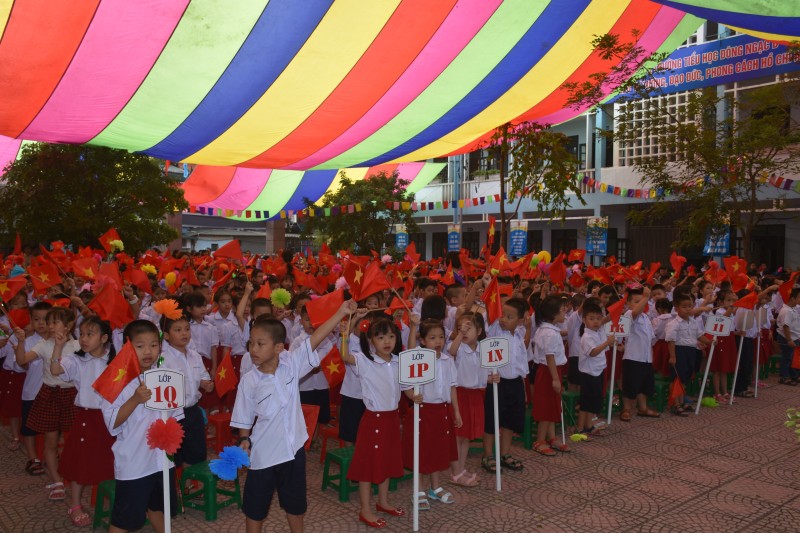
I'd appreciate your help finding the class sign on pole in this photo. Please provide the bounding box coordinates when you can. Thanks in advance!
[399,348,436,532]
[143,368,185,533]
[603,316,630,425]
[479,337,509,492]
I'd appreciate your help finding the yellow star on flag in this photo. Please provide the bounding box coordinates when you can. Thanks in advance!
[489,292,496,304]
[326,361,341,375]
[83,268,94,277]
[217,366,227,380]
[353,267,363,284]
[0,282,8,295]
[732,263,739,272]
[112,369,127,382]
[39,272,50,282]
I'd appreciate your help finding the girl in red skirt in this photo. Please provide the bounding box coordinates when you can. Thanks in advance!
[340,314,405,529]
[51,317,116,527]
[532,295,569,455]
[14,307,80,502]
[447,312,487,487]
[710,290,737,403]
[404,319,461,509]
[651,299,674,377]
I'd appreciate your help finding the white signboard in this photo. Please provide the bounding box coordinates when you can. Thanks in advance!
[603,315,632,338]
[398,348,437,386]
[143,369,185,411]
[705,315,733,337]
[479,337,510,369]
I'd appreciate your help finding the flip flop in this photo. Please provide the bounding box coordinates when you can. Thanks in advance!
[450,469,479,487]
[620,410,632,422]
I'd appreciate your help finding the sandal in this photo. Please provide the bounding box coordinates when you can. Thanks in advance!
[500,454,524,471]
[359,514,387,529]
[451,469,479,487]
[549,439,571,453]
[8,438,20,451]
[637,409,661,418]
[428,487,455,504]
[67,505,91,527]
[620,410,632,422]
[671,406,689,417]
[25,459,45,476]
[481,455,496,474]
[736,390,755,398]
[413,492,430,511]
[47,482,65,501]
[779,378,797,386]
[533,441,556,457]
[586,425,605,436]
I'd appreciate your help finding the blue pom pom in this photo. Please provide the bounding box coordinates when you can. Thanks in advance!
[209,458,238,481]
[220,445,250,469]
[209,446,251,481]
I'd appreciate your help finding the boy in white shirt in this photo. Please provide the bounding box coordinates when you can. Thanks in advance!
[776,288,800,385]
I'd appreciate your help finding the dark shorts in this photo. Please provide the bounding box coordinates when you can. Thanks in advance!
[242,448,307,521]
[299,388,331,425]
[579,372,603,415]
[622,360,655,400]
[484,377,525,435]
[20,400,37,437]
[111,469,177,531]
[673,345,699,388]
[175,404,207,466]
[567,357,581,386]
[338,395,366,443]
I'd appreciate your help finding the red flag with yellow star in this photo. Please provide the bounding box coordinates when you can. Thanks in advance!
[481,276,503,325]
[71,258,99,280]
[489,246,510,274]
[321,345,345,388]
[99,228,121,253]
[0,278,26,303]
[27,264,62,295]
[92,341,141,403]
[215,351,238,398]
[487,216,496,246]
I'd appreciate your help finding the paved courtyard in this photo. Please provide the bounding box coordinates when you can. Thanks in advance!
[1,376,798,532]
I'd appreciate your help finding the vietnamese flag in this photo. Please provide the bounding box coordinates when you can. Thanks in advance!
[0,278,27,303]
[569,271,585,288]
[8,308,31,329]
[549,253,567,287]
[567,249,586,263]
[606,298,625,327]
[489,246,510,274]
[670,251,687,277]
[320,345,345,388]
[215,352,238,398]
[99,228,121,253]
[214,239,244,263]
[72,257,99,280]
[645,262,661,285]
[92,341,141,403]
[88,285,134,329]
[357,262,391,301]
[487,215,496,246]
[778,273,799,304]
[668,375,685,407]
[255,283,272,300]
[125,268,153,295]
[405,241,420,263]
[481,277,503,325]
[28,263,62,294]
[723,256,747,275]
[733,291,758,310]
[99,262,123,290]
[305,289,344,328]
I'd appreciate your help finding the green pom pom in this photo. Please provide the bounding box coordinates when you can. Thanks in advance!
[271,288,292,309]
[569,433,588,442]
[701,397,718,408]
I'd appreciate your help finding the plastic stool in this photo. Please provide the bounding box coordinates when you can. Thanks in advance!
[92,479,116,530]
[768,354,781,376]
[513,409,535,450]
[319,425,346,464]
[321,446,358,502]
[561,390,580,427]
[181,461,241,521]
[206,412,233,454]
[650,380,669,413]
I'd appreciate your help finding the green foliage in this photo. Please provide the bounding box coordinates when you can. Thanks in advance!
[564,32,800,259]
[0,144,187,253]
[299,170,418,254]
[785,407,800,442]
[482,122,584,248]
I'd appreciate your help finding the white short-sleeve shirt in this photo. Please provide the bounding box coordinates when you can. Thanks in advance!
[351,351,400,412]
[623,310,655,363]
[579,328,607,377]
[59,350,110,409]
[160,343,210,408]
[532,322,567,366]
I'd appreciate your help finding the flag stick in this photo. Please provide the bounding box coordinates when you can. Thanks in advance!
[754,312,761,399]
[492,371,501,492]
[606,342,618,425]
[559,398,566,447]
[695,340,717,415]
[730,332,745,406]
[412,384,420,532]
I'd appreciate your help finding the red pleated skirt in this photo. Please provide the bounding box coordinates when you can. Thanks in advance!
[709,333,737,373]
[532,365,563,423]
[454,387,484,440]
[347,410,404,484]
[402,402,457,474]
[0,369,25,418]
[58,407,115,485]
[652,340,671,377]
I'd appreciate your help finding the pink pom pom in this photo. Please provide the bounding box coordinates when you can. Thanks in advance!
[335,277,349,291]
[331,264,343,274]
[381,254,393,265]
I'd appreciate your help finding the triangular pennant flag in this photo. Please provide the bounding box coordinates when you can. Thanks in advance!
[215,351,238,398]
[92,341,141,403]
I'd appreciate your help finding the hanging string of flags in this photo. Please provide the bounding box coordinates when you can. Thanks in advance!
[768,173,800,194]
[580,175,668,199]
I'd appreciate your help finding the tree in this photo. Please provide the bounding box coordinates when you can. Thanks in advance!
[482,122,584,250]
[0,144,188,253]
[299,170,418,254]
[565,32,800,260]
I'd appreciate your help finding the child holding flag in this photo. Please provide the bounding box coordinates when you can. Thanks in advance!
[291,305,334,438]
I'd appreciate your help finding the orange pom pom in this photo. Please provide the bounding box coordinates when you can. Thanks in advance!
[153,298,183,320]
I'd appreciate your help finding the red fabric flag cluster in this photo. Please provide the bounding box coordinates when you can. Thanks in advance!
[92,341,141,403]
[28,264,62,294]
[481,276,503,325]
[215,352,238,398]
[88,285,135,329]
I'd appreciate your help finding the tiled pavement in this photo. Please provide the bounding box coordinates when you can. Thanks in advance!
[1,378,798,532]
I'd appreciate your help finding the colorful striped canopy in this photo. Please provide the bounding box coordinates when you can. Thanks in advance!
[652,1,800,41]
[181,162,445,219]
[0,0,707,170]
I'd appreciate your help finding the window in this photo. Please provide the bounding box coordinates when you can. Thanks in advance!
[409,233,427,260]
[432,232,448,259]
[705,21,719,41]
[551,229,577,255]
[462,230,480,258]
[210,243,218,251]
[527,230,543,252]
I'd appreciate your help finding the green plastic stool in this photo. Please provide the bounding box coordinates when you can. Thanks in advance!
[768,354,781,376]
[181,461,241,521]
[650,380,669,413]
[322,446,358,502]
[561,390,580,427]
[511,409,535,450]
[92,479,116,530]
